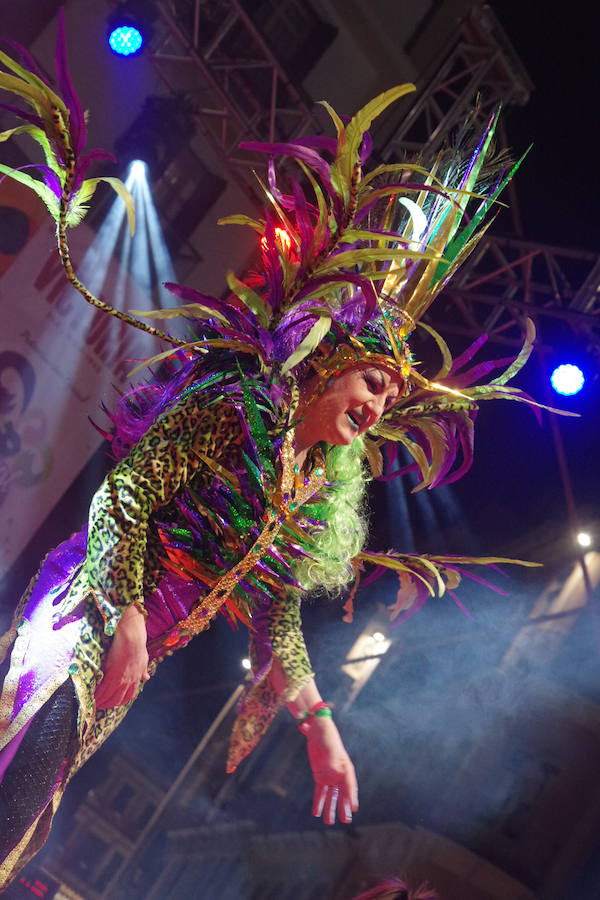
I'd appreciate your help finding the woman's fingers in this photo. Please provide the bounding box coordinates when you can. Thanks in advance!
[313,783,352,825]
[312,759,359,825]
[95,670,146,708]
[324,787,339,825]
[312,783,327,818]
[344,761,359,811]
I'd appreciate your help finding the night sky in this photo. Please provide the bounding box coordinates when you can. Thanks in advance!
[491,1,598,250]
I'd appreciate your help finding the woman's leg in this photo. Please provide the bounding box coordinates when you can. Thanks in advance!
[0,679,78,860]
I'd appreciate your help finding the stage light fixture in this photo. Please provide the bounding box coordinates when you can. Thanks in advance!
[577,531,592,548]
[241,657,251,670]
[371,631,385,643]
[107,1,157,58]
[550,363,585,396]
[108,24,143,57]
[114,95,194,180]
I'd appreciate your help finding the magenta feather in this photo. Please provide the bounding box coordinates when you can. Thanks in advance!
[0,102,44,127]
[448,333,489,374]
[54,8,87,154]
[240,140,335,197]
[0,38,47,82]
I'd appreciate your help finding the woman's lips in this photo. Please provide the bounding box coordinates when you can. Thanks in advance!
[345,411,362,432]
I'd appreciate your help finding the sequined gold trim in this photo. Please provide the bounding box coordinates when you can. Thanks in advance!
[163,428,327,644]
[0,618,32,741]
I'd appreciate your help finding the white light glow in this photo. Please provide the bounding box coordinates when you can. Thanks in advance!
[551,363,585,396]
[577,532,592,548]
[241,657,251,670]
[130,159,147,180]
[371,631,386,643]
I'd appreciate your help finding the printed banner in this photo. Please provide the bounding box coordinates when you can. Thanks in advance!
[0,215,163,579]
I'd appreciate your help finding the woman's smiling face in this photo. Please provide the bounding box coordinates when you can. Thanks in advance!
[295,364,403,452]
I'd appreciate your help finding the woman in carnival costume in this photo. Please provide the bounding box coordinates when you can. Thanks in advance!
[0,16,556,887]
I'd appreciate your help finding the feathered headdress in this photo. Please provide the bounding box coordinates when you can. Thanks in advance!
[0,16,559,496]
[2,17,576,628]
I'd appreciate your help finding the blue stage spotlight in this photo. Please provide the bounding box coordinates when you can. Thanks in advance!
[107,2,157,57]
[550,363,585,396]
[108,23,143,57]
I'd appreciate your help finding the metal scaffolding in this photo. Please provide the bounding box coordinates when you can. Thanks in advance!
[149,0,324,204]
[424,235,600,348]
[382,4,533,156]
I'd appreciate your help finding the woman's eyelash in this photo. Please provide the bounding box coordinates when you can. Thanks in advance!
[363,372,384,391]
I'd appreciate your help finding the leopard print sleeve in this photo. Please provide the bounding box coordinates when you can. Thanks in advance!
[226,592,314,772]
[85,394,229,635]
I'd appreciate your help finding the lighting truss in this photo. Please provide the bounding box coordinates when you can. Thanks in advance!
[381,5,533,156]
[148,0,324,204]
[424,235,600,349]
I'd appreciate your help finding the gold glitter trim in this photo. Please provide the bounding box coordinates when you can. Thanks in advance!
[0,618,32,740]
[163,428,327,644]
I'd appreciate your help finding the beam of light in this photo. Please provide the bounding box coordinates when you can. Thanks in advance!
[550,363,584,396]
[107,160,185,341]
[341,616,392,708]
[577,531,592,548]
[130,159,147,181]
[108,25,144,57]
[76,174,131,299]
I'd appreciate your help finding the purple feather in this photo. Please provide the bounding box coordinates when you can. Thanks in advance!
[435,417,476,487]
[72,148,116,191]
[443,565,510,597]
[38,165,63,197]
[0,38,48,83]
[163,281,253,332]
[0,163,62,198]
[292,135,338,154]
[291,177,314,265]
[55,8,87,154]
[449,356,517,388]
[267,158,294,210]
[458,111,497,190]
[261,213,284,310]
[449,333,489,374]
[359,130,373,165]
[446,590,475,619]
[240,140,335,197]
[295,274,378,330]
[0,102,44,127]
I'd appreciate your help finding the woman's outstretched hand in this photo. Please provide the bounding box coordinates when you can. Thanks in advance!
[95,604,150,709]
[306,717,359,825]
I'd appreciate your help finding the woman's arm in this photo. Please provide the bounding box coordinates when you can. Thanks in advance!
[269,658,359,825]
[227,589,360,826]
[94,603,150,709]
[86,396,228,707]
[84,395,222,637]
